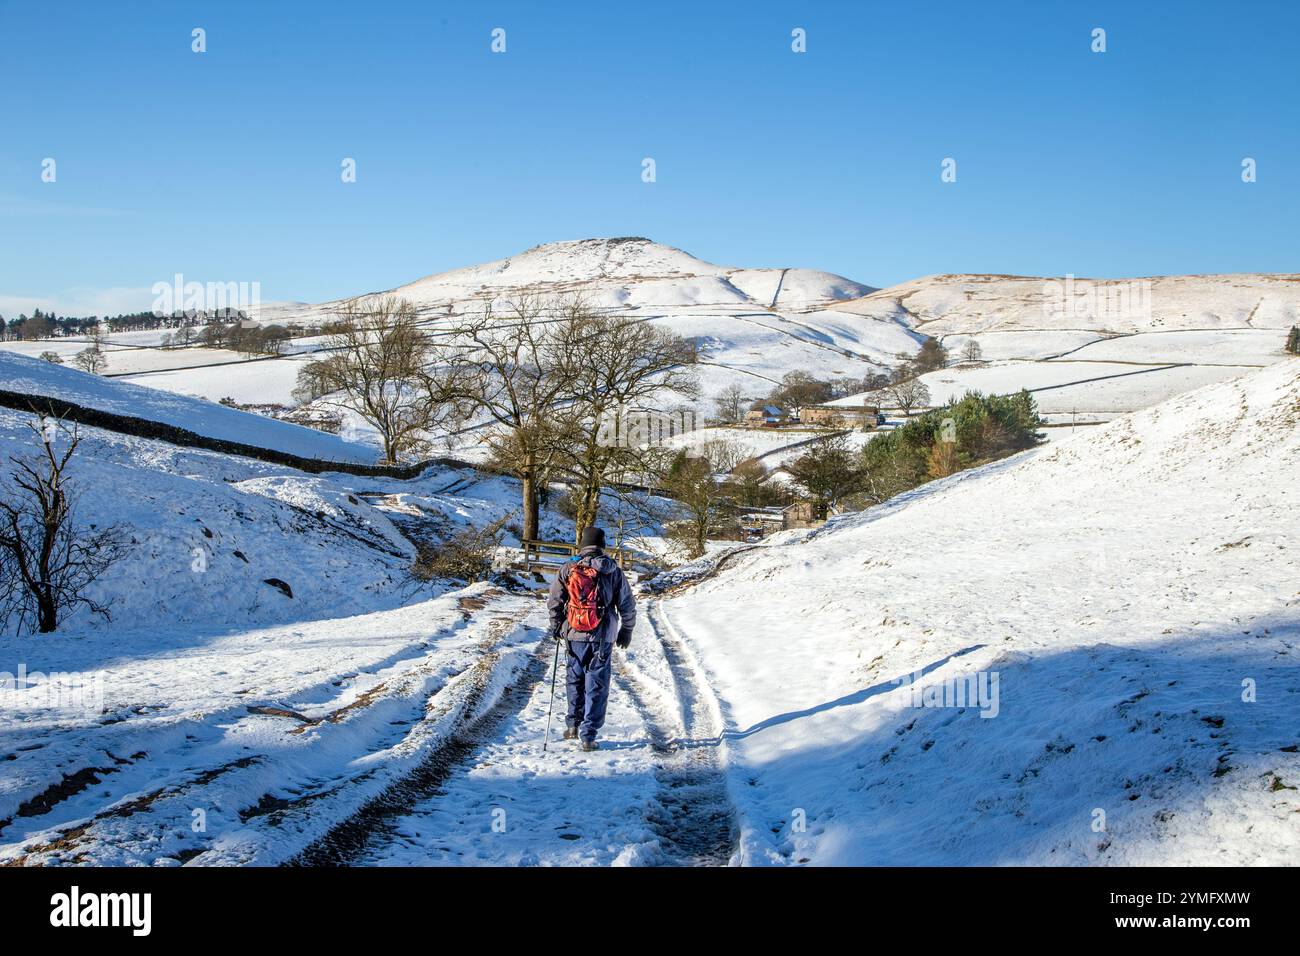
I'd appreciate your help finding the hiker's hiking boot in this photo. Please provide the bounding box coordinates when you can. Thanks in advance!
[580,739,597,752]
[563,727,578,740]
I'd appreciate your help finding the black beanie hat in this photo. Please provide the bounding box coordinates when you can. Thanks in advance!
[580,526,606,548]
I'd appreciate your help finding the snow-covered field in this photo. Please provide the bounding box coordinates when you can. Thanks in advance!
[832,272,1300,336]
[1021,364,1262,416]
[889,359,1261,415]
[0,350,376,463]
[0,338,255,375]
[824,271,1298,421]
[1052,329,1289,366]
[121,354,316,405]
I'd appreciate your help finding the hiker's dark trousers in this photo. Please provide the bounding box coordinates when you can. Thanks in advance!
[565,639,613,742]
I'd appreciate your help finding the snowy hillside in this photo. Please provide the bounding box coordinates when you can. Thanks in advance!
[0,406,542,634]
[654,359,1300,864]
[0,350,378,464]
[863,359,1263,421]
[110,238,906,407]
[833,272,1300,336]
[0,408,573,866]
[264,236,874,318]
[829,272,1299,420]
[20,248,1294,426]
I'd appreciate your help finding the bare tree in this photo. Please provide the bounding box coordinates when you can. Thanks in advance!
[861,370,892,392]
[299,296,460,465]
[0,417,126,634]
[714,383,747,423]
[292,355,342,404]
[857,451,920,506]
[960,339,984,364]
[72,346,108,375]
[770,369,833,408]
[555,306,699,540]
[445,295,589,541]
[884,376,931,417]
[258,324,290,356]
[661,438,746,559]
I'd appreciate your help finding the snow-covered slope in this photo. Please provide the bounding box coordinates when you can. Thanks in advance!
[0,350,378,464]
[869,359,1262,420]
[0,402,571,636]
[263,237,873,317]
[834,272,1300,336]
[828,272,1299,420]
[660,359,1300,865]
[0,404,575,865]
[0,410,393,634]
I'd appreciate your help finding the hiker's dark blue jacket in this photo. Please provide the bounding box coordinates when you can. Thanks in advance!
[546,546,637,644]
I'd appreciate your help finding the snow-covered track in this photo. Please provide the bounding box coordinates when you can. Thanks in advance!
[642,544,764,595]
[0,592,543,867]
[287,619,551,866]
[622,600,738,866]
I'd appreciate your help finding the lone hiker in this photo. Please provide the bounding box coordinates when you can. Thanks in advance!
[547,526,637,751]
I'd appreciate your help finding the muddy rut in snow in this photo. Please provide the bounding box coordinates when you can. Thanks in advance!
[294,587,739,867]
[287,630,552,866]
[619,600,738,866]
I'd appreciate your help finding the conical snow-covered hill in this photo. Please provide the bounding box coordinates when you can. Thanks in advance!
[247,237,909,400]
[287,237,876,316]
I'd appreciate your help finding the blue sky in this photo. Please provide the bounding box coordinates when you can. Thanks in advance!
[1,0,1297,315]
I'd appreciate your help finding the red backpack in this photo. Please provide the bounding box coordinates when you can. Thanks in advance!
[564,560,604,632]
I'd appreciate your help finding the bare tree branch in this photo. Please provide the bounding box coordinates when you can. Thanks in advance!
[0,417,127,634]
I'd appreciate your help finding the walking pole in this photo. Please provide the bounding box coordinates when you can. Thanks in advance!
[542,632,562,753]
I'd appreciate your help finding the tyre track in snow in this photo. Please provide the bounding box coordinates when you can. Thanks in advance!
[2,594,545,867]
[3,601,532,866]
[287,590,738,867]
[285,614,552,866]
[618,599,738,866]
